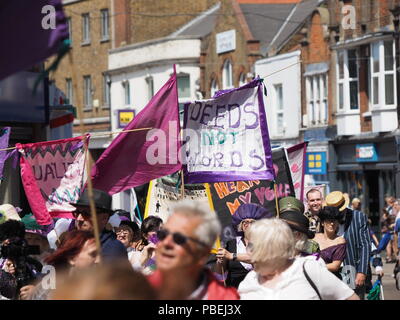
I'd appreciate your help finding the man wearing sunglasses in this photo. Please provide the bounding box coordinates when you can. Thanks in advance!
[72,188,127,262]
[148,200,239,300]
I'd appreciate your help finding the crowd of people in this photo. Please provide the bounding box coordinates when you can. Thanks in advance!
[0,186,399,300]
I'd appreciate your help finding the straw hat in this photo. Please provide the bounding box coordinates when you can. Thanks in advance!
[325,191,350,212]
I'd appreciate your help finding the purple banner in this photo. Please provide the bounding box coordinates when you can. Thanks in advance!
[183,79,274,184]
[0,127,11,180]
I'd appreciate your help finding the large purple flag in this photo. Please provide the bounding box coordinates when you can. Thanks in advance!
[0,0,68,80]
[0,127,11,180]
[92,73,182,195]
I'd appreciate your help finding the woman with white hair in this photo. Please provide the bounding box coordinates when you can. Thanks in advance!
[238,219,359,300]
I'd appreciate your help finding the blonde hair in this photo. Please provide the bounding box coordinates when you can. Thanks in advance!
[248,218,296,270]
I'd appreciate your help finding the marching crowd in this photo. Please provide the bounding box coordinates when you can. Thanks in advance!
[0,187,399,300]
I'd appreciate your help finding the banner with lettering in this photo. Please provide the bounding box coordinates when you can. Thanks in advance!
[17,136,88,225]
[287,142,307,201]
[144,176,211,223]
[183,79,275,184]
[144,175,221,252]
[207,148,294,244]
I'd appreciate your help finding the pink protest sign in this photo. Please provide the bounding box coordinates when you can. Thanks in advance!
[17,136,88,225]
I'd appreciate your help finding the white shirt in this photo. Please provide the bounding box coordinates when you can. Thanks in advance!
[238,257,354,300]
[236,237,253,271]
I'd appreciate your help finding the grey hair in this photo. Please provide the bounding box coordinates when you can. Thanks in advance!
[248,218,296,270]
[171,200,221,248]
[293,231,308,252]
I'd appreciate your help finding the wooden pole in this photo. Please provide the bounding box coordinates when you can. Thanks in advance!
[68,52,102,258]
[274,181,280,218]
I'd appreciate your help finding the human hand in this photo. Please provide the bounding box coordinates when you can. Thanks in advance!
[2,259,15,275]
[355,273,366,287]
[19,285,35,300]
[143,242,157,257]
[216,248,233,260]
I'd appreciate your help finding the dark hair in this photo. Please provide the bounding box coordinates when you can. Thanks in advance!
[0,220,25,241]
[115,224,134,243]
[319,206,342,222]
[44,230,95,270]
[139,216,163,246]
[120,221,140,242]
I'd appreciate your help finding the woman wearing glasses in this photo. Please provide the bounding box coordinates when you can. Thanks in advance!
[215,204,273,288]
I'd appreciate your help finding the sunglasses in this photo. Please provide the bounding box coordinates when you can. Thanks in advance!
[156,229,208,248]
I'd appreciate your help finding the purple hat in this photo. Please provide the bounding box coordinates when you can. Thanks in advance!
[231,203,273,227]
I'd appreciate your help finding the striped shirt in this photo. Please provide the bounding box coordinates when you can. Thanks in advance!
[342,209,371,275]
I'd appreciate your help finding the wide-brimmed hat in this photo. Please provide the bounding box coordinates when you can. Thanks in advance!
[0,204,21,224]
[231,203,273,227]
[74,188,113,215]
[280,210,314,239]
[279,196,305,215]
[325,191,350,212]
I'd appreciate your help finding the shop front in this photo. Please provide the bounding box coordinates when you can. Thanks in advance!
[328,134,399,229]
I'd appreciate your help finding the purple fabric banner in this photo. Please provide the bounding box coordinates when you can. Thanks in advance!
[0,127,11,180]
[91,73,182,195]
[0,0,68,80]
[183,79,275,184]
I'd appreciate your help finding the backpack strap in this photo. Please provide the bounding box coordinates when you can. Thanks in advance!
[303,261,322,300]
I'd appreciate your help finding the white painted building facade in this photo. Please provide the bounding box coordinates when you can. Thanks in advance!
[255,50,302,148]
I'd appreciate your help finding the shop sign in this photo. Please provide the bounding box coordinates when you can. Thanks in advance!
[216,29,236,54]
[305,152,327,175]
[356,144,378,162]
[118,109,135,128]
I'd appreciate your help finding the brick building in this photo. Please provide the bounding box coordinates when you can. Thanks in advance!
[325,0,400,224]
[263,0,400,225]
[46,0,113,159]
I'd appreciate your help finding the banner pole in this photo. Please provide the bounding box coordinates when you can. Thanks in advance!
[69,52,102,258]
[221,264,227,287]
[180,170,185,200]
[274,181,280,218]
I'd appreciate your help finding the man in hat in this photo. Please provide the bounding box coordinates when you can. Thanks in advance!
[72,188,127,261]
[278,196,320,254]
[304,189,324,233]
[279,197,319,256]
[325,191,371,299]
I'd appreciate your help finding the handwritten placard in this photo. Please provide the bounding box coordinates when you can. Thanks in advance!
[183,80,274,184]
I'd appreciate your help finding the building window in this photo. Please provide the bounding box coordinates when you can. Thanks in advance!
[83,75,92,109]
[306,74,328,126]
[82,13,90,44]
[103,74,110,108]
[222,60,233,89]
[177,74,190,99]
[66,78,73,105]
[100,9,109,41]
[210,79,219,97]
[336,49,359,111]
[370,40,396,108]
[146,76,154,102]
[67,18,72,47]
[239,73,246,87]
[122,81,130,105]
[274,84,284,134]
